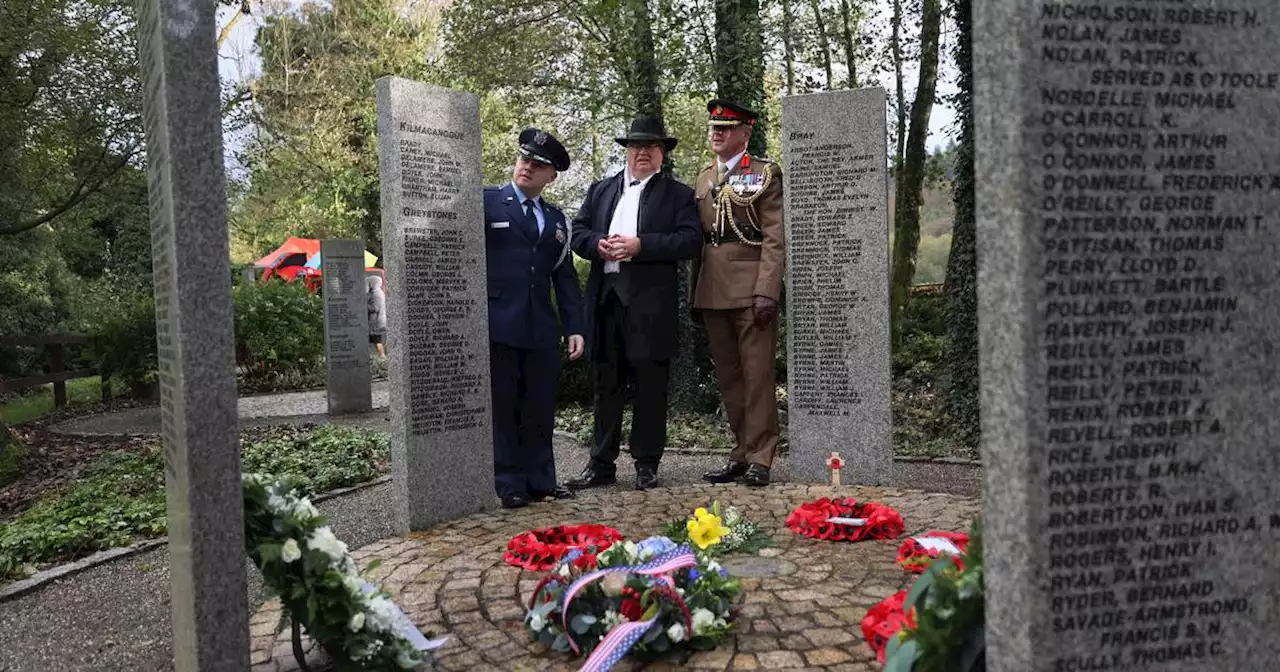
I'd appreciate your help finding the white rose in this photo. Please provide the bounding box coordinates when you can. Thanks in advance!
[343,575,364,595]
[290,498,319,519]
[281,539,301,563]
[707,560,722,574]
[667,623,686,642]
[267,494,288,513]
[306,526,348,562]
[366,596,399,632]
[600,574,627,597]
[529,612,546,632]
[622,541,639,559]
[348,612,366,631]
[692,608,716,634]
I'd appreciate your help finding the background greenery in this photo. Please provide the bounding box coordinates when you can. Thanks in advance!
[0,0,977,472]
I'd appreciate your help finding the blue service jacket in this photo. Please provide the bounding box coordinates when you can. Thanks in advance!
[483,184,586,350]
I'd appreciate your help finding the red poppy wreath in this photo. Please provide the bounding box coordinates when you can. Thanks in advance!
[862,590,915,664]
[785,497,904,542]
[896,530,969,573]
[503,524,624,572]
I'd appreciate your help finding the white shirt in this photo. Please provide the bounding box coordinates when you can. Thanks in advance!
[718,150,745,179]
[604,170,654,274]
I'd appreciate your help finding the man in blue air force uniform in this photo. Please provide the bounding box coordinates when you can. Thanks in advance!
[484,128,585,509]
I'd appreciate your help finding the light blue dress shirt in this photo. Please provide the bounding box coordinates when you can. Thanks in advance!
[510,183,545,235]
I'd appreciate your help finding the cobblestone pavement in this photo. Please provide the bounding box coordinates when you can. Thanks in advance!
[249,484,979,672]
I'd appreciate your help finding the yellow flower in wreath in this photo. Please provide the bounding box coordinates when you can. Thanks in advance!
[686,508,730,550]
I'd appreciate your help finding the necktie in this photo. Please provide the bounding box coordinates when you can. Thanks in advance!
[629,180,640,187]
[716,163,728,183]
[523,198,535,219]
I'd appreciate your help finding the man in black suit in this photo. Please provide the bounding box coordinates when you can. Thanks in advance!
[564,116,702,491]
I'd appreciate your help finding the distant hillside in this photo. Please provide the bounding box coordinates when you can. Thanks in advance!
[887,182,955,239]
[886,182,956,285]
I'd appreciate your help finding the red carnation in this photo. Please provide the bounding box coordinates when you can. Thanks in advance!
[620,596,645,621]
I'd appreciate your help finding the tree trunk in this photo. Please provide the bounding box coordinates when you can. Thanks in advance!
[888,0,942,343]
[626,0,671,172]
[782,0,796,95]
[809,0,834,89]
[944,0,979,449]
[715,0,768,156]
[890,0,906,166]
[838,0,857,88]
[628,0,663,118]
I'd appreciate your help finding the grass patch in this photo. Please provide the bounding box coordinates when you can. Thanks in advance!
[0,377,109,425]
[0,425,388,581]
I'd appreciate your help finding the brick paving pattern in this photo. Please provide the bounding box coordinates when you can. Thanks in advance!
[249,484,979,671]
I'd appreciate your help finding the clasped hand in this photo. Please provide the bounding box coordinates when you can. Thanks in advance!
[597,234,641,261]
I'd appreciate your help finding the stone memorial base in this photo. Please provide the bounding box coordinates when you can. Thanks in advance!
[248,484,979,671]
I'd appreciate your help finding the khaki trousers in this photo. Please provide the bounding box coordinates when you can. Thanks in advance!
[702,308,780,468]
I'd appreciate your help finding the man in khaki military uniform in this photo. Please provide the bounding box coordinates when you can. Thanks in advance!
[691,99,784,487]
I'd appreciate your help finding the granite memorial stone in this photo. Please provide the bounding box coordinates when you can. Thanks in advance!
[781,88,892,485]
[321,239,373,414]
[376,77,494,531]
[136,0,250,667]
[977,1,1280,669]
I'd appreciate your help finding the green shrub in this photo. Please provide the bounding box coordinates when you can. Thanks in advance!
[241,425,389,494]
[82,289,159,398]
[0,447,167,579]
[234,279,325,391]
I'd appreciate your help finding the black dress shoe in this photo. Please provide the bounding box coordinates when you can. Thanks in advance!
[531,485,577,501]
[634,465,659,490]
[565,466,617,490]
[501,493,531,509]
[741,463,771,487]
[702,460,749,484]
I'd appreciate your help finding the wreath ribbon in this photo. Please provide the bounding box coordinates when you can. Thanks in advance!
[558,544,698,671]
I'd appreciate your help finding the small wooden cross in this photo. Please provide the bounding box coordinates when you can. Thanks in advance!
[826,452,844,487]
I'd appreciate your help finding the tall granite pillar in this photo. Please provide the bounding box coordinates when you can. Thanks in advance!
[322,239,374,414]
[781,88,893,484]
[135,0,249,667]
[977,1,1280,669]
[376,77,494,531]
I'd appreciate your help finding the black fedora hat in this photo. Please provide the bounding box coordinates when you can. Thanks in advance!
[614,115,678,151]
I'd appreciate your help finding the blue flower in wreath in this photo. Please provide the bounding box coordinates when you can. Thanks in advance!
[688,568,701,581]
[638,536,677,559]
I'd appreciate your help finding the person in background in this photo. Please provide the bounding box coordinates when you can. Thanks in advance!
[564,115,702,492]
[484,127,585,509]
[367,274,387,358]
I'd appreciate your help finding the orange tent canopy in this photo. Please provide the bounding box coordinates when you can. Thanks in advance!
[254,237,321,270]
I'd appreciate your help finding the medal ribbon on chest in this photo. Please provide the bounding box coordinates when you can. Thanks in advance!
[713,153,769,247]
